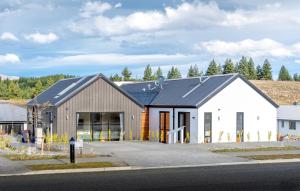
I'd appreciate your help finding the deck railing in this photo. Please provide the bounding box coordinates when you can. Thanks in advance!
[167,126,185,144]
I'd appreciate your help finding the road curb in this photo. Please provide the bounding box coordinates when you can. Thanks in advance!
[1,159,300,177]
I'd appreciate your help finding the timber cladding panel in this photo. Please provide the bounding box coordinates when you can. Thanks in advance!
[55,77,143,140]
[141,107,149,140]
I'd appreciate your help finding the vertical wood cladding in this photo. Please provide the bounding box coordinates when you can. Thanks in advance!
[141,107,149,140]
[56,77,143,140]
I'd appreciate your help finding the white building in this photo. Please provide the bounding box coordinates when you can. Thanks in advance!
[121,73,278,144]
[277,105,300,140]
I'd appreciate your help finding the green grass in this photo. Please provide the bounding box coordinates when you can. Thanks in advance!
[26,162,115,171]
[3,153,96,161]
[211,146,300,153]
[241,154,300,160]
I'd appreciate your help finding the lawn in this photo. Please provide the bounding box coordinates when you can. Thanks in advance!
[26,162,115,170]
[3,153,96,161]
[211,146,300,153]
[241,154,300,160]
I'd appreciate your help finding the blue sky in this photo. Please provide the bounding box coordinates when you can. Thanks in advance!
[1,0,300,78]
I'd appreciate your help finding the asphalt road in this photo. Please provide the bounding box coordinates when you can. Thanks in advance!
[1,163,300,191]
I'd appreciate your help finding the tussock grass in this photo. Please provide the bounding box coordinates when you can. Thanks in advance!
[211,146,300,153]
[251,80,300,105]
[241,154,300,160]
[27,162,115,170]
[3,153,96,161]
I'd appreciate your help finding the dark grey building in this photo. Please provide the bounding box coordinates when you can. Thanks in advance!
[27,74,144,141]
[0,103,27,135]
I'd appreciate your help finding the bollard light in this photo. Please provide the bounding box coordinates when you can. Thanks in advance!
[69,137,75,163]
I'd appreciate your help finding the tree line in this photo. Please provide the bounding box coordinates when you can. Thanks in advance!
[0,74,74,100]
[110,57,299,82]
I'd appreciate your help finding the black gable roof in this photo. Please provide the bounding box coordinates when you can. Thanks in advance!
[27,74,144,108]
[121,74,278,108]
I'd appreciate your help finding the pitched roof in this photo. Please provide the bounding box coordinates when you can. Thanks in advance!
[0,103,26,123]
[27,74,144,108]
[277,105,300,120]
[121,73,278,108]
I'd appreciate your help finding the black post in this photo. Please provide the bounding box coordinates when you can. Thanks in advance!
[70,137,75,163]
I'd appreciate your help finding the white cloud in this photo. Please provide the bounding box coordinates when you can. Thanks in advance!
[0,32,18,41]
[114,3,122,8]
[25,32,59,44]
[196,39,293,58]
[80,1,112,18]
[0,54,20,64]
[70,1,299,37]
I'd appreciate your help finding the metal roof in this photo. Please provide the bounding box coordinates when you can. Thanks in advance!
[121,74,278,108]
[0,103,26,123]
[27,74,144,108]
[277,105,300,120]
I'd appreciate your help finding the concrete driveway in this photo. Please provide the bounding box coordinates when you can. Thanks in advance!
[85,141,248,167]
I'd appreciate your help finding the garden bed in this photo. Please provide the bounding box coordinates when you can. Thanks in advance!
[26,162,116,170]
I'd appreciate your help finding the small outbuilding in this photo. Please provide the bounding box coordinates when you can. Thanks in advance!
[277,105,300,139]
[0,103,27,135]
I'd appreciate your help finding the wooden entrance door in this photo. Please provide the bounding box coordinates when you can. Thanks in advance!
[159,112,170,143]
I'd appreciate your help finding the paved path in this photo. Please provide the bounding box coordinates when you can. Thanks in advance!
[0,155,29,174]
[86,141,249,167]
[1,163,300,191]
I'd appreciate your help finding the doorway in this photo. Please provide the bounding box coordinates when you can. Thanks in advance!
[178,112,190,143]
[159,112,170,143]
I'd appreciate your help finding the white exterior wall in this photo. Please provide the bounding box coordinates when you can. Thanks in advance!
[278,120,300,137]
[197,78,277,143]
[149,107,198,143]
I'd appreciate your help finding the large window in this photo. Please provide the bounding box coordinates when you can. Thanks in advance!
[204,112,212,143]
[77,112,123,141]
[289,121,296,130]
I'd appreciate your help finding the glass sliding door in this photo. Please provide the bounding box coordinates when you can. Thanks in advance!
[92,113,101,141]
[76,113,92,141]
[76,112,122,141]
[109,113,121,141]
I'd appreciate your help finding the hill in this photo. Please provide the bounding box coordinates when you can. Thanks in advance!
[251,80,300,105]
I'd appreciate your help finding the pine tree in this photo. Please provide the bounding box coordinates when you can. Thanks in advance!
[236,56,250,79]
[154,67,163,80]
[262,59,273,80]
[248,57,257,80]
[223,58,235,74]
[206,59,219,76]
[143,65,154,81]
[187,64,202,77]
[33,80,43,96]
[110,73,122,81]
[293,73,300,81]
[167,66,182,79]
[121,67,132,81]
[46,78,54,87]
[256,65,263,80]
[278,65,292,81]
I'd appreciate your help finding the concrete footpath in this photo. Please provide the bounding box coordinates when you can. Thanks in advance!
[1,141,300,176]
[1,158,300,177]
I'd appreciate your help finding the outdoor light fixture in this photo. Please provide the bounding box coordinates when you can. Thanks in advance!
[257,116,260,120]
[132,115,134,120]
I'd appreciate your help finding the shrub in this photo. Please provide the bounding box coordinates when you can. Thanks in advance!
[227,133,231,142]
[218,131,223,142]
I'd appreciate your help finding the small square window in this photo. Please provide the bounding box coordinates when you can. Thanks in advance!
[289,121,296,130]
